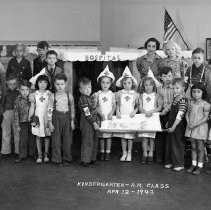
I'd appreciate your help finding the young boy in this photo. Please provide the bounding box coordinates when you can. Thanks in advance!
[166,78,188,171]
[48,74,75,166]
[1,74,20,156]
[30,50,63,92]
[33,41,64,76]
[156,66,174,163]
[33,41,49,76]
[14,80,36,163]
[185,47,211,102]
[78,77,100,167]
[6,43,32,81]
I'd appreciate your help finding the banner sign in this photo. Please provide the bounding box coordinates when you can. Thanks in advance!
[99,113,162,133]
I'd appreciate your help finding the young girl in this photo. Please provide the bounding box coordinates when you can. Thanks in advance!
[185,83,210,175]
[115,66,139,162]
[6,43,32,81]
[165,78,188,171]
[94,65,116,161]
[138,77,163,164]
[29,75,52,163]
[160,41,187,79]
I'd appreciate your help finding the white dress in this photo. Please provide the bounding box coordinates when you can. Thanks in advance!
[31,90,51,137]
[114,90,138,139]
[138,93,156,138]
[97,90,115,138]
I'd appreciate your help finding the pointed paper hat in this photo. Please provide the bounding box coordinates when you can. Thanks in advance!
[116,66,137,87]
[147,68,162,88]
[97,65,115,83]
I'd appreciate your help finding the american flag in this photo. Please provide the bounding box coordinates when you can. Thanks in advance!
[164,9,177,41]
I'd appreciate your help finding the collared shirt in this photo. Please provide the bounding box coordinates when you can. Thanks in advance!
[33,57,64,76]
[1,89,20,111]
[136,53,162,79]
[14,95,30,129]
[78,94,98,124]
[6,57,32,81]
[157,84,174,111]
[185,64,206,85]
[47,91,75,121]
[160,56,185,78]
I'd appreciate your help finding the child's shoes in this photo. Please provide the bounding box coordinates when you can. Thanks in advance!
[192,167,202,175]
[140,156,147,164]
[44,154,49,163]
[147,156,153,164]
[126,153,132,162]
[187,165,196,173]
[120,153,127,161]
[14,157,22,163]
[164,164,172,169]
[99,152,104,161]
[105,153,110,161]
[172,166,184,172]
[36,155,42,164]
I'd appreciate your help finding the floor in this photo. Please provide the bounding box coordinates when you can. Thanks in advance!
[0,141,211,210]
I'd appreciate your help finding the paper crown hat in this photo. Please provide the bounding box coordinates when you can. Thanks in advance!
[97,65,115,83]
[147,68,162,88]
[116,66,137,87]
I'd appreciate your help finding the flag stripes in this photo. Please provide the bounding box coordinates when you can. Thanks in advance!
[164,9,177,41]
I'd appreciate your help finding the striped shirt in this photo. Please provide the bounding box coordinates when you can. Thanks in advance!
[172,94,188,120]
[158,84,174,112]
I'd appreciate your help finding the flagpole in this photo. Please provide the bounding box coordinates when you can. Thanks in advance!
[164,8,190,50]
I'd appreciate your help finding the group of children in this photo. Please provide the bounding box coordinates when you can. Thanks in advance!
[0,41,211,176]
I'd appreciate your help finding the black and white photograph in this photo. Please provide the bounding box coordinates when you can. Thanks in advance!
[0,0,211,210]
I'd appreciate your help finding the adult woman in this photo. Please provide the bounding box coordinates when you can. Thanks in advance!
[136,38,162,80]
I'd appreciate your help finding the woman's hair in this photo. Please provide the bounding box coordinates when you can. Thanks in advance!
[144,37,160,50]
[35,74,51,90]
[163,40,181,57]
[139,77,157,93]
[191,82,207,100]
[121,77,136,90]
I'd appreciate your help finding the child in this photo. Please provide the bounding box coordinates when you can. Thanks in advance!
[115,66,139,162]
[78,77,100,167]
[185,48,211,102]
[48,74,75,166]
[1,74,20,155]
[30,50,63,92]
[165,78,188,171]
[138,77,163,164]
[33,41,49,76]
[28,75,52,163]
[14,80,36,163]
[94,65,116,161]
[6,43,32,81]
[156,66,174,163]
[161,41,186,79]
[185,83,210,175]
